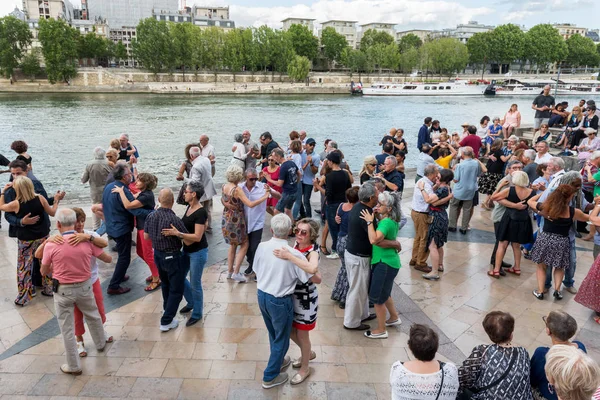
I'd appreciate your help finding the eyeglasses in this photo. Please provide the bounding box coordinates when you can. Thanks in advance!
[542,316,547,324]
[294,228,309,236]
[548,383,555,394]
[369,163,377,167]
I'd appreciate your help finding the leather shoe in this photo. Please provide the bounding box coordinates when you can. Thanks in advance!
[180,305,193,314]
[409,260,417,266]
[459,229,467,235]
[499,268,506,277]
[448,227,457,232]
[344,323,370,331]
[107,287,131,295]
[186,317,201,327]
[501,261,512,269]
[121,275,130,282]
[414,264,432,273]
[564,286,578,294]
[361,313,377,322]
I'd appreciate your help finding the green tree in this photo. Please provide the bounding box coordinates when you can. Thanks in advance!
[0,16,33,81]
[321,27,347,70]
[340,47,370,79]
[398,46,419,75]
[241,28,258,73]
[367,43,388,73]
[565,34,600,67]
[254,25,274,72]
[270,29,295,80]
[20,49,41,80]
[383,43,400,74]
[421,38,468,76]
[286,24,319,61]
[114,41,128,65]
[38,18,79,84]
[467,31,492,77]
[398,33,422,53]
[525,24,568,71]
[287,54,310,83]
[201,27,224,73]
[223,28,245,78]
[132,18,172,74]
[170,22,195,78]
[78,32,107,66]
[488,24,525,66]
[359,29,394,52]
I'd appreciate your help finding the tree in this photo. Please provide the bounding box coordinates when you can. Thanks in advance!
[398,46,419,75]
[132,18,172,74]
[421,38,468,76]
[566,34,600,68]
[286,24,318,61]
[270,29,295,80]
[78,32,107,66]
[398,33,422,53]
[525,24,567,71]
[359,29,394,52]
[170,22,195,78]
[367,43,388,73]
[467,31,492,77]
[114,41,128,65]
[222,28,245,78]
[241,28,258,73]
[321,27,347,70]
[20,49,41,80]
[488,24,525,66]
[201,27,224,73]
[383,43,400,75]
[38,18,79,84]
[254,25,274,72]
[341,47,369,79]
[287,54,310,83]
[0,16,33,81]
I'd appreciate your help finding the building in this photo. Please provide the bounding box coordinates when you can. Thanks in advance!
[553,23,588,40]
[109,26,137,66]
[431,21,494,43]
[22,0,74,21]
[282,18,315,33]
[396,29,431,43]
[357,22,396,48]
[72,17,108,36]
[194,6,230,20]
[9,7,27,21]
[152,6,235,30]
[319,20,358,49]
[87,0,178,29]
[586,29,600,43]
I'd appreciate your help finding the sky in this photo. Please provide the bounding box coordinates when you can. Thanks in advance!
[1,0,598,31]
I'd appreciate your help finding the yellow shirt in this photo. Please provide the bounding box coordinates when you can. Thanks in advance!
[436,155,453,169]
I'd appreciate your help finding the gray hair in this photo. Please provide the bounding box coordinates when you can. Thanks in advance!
[234,133,244,143]
[537,141,549,149]
[558,171,582,186]
[358,182,377,203]
[244,168,257,177]
[378,191,403,223]
[506,159,523,170]
[548,157,565,170]
[187,180,204,200]
[523,149,536,161]
[226,165,244,183]
[112,163,130,181]
[462,146,474,158]
[56,208,77,226]
[590,151,600,161]
[120,133,129,140]
[385,155,397,167]
[328,141,338,149]
[424,164,438,177]
[271,213,292,239]
[189,146,201,158]
[508,135,518,142]
[94,146,106,160]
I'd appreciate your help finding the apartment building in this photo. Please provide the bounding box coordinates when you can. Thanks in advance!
[319,20,358,48]
[396,29,431,43]
[357,22,396,47]
[282,17,316,33]
[553,23,588,40]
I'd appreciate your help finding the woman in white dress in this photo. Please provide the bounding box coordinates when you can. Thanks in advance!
[231,133,250,169]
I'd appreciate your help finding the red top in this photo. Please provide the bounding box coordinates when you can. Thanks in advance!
[459,135,483,158]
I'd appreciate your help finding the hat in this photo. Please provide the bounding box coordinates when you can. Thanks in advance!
[326,151,342,164]
[585,127,597,135]
[461,122,470,127]
[305,138,316,145]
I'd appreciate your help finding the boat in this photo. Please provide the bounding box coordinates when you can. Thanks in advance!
[485,83,542,96]
[362,80,486,96]
[350,81,363,95]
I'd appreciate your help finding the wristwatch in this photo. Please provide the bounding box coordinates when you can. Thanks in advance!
[89,235,94,242]
[366,221,372,226]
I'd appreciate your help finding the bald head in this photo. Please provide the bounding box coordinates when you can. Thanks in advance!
[158,188,174,208]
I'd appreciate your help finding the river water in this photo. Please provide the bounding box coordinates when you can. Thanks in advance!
[0,93,590,200]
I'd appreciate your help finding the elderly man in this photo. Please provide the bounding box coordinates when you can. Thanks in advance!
[118,133,139,162]
[535,141,552,164]
[448,147,485,234]
[242,130,260,171]
[545,157,567,192]
[188,146,217,232]
[532,85,556,129]
[375,142,395,173]
[377,155,404,194]
[299,130,307,145]
[240,168,280,276]
[199,134,216,177]
[259,132,280,168]
[416,143,438,182]
[253,214,312,389]
[522,149,538,184]
[379,127,397,148]
[344,182,400,330]
[144,188,189,331]
[41,208,112,375]
[410,164,439,273]
[103,164,151,295]
[82,147,112,230]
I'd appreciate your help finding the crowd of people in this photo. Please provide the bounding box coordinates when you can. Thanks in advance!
[2,92,600,396]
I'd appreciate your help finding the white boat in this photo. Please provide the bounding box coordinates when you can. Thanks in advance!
[492,84,541,96]
[362,81,486,96]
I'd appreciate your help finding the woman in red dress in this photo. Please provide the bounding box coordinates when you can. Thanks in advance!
[261,155,282,215]
[575,197,600,324]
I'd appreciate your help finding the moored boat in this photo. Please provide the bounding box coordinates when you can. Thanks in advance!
[362,80,485,96]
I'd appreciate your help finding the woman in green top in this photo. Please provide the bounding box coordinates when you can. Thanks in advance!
[360,191,406,339]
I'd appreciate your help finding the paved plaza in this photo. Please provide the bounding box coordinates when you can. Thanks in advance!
[0,180,599,399]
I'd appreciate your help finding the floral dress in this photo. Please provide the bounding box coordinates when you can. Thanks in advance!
[426,186,450,248]
[221,186,247,246]
[575,253,600,313]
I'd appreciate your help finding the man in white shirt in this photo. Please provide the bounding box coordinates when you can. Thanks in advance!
[199,135,216,177]
[188,146,217,232]
[545,157,566,192]
[534,141,552,164]
[410,164,439,273]
[253,214,312,389]
[240,169,280,276]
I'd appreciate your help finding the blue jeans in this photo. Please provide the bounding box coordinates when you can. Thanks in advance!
[293,183,313,219]
[108,232,132,290]
[545,237,576,289]
[154,249,188,326]
[257,289,294,382]
[326,202,342,251]
[183,248,208,320]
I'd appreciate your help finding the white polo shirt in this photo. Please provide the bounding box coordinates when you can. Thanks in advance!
[238,181,267,234]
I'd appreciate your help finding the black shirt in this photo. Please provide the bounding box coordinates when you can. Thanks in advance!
[182,206,208,253]
[0,153,9,167]
[325,170,352,204]
[346,202,376,257]
[136,190,155,230]
[486,149,506,174]
[533,94,555,119]
[16,196,49,241]
[360,172,371,185]
[383,169,405,192]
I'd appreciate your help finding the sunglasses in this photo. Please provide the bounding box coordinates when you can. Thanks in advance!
[248,178,258,182]
[369,163,377,167]
[294,228,308,236]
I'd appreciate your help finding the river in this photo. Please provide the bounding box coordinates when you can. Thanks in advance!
[0,93,589,200]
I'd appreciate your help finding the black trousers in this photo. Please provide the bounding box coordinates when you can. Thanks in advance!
[490,222,500,265]
[108,232,132,290]
[246,228,263,271]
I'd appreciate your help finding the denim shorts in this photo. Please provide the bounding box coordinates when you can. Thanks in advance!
[276,191,296,212]
[369,262,399,305]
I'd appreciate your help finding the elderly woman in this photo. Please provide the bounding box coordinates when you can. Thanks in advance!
[82,147,112,230]
[458,311,533,400]
[533,123,552,144]
[231,133,251,170]
[222,165,270,283]
[575,128,600,168]
[273,218,322,385]
[503,135,519,158]
[391,324,459,399]
[0,176,61,305]
[359,155,377,184]
[360,191,406,339]
[502,104,521,139]
[544,345,600,400]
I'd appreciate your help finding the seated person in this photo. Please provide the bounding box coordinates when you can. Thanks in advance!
[533,124,552,144]
[544,345,600,400]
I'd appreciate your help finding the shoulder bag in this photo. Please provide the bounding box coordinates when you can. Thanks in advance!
[458,347,517,400]
[435,361,446,400]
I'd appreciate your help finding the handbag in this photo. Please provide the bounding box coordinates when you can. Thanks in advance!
[457,347,517,400]
[435,361,446,400]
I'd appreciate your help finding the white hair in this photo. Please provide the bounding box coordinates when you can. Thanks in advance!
[548,157,565,170]
[508,135,518,142]
[119,133,129,140]
[189,146,201,158]
[524,149,536,161]
[590,151,600,161]
[56,208,77,227]
[271,214,292,238]
[385,155,397,167]
[94,146,106,160]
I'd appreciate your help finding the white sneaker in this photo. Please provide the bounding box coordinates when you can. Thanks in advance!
[233,273,247,283]
[326,251,339,259]
[160,319,179,332]
[227,273,233,280]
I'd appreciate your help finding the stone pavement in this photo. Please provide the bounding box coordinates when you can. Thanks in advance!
[0,182,599,399]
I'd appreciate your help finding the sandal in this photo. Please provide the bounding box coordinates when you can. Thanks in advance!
[594,316,600,325]
[487,270,500,279]
[77,341,87,357]
[438,265,444,272]
[319,246,331,256]
[505,267,521,276]
[145,275,153,283]
[145,280,161,292]
[105,331,114,343]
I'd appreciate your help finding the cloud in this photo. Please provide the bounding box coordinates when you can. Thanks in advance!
[501,0,593,20]
[191,0,494,30]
